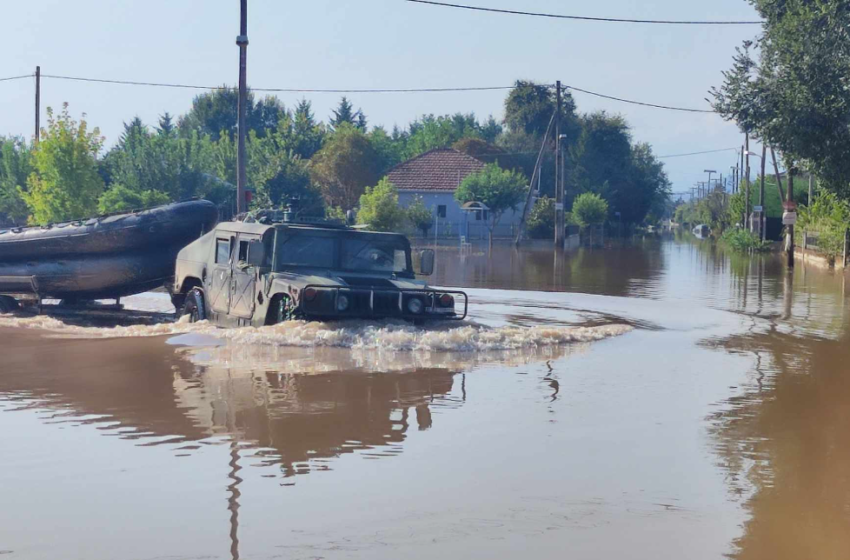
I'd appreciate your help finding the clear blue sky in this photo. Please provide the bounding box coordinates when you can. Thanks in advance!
[2,0,765,195]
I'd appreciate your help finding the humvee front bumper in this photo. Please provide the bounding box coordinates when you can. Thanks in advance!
[299,285,468,320]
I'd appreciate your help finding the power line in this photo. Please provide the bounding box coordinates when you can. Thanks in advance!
[657,147,738,158]
[404,0,762,25]
[40,74,516,93]
[35,73,716,114]
[0,74,33,82]
[563,84,715,113]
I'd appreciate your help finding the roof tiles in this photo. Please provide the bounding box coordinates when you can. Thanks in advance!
[386,148,486,192]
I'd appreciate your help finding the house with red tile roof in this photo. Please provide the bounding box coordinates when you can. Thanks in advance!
[388,148,525,237]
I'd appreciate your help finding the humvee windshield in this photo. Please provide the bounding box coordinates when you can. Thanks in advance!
[274,232,411,274]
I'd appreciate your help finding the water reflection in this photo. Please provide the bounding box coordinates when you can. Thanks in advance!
[710,319,850,560]
[431,236,667,296]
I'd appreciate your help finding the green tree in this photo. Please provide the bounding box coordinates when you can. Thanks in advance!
[711,2,850,196]
[504,80,577,137]
[356,178,407,232]
[156,112,176,137]
[406,196,434,237]
[97,184,170,214]
[455,163,528,246]
[572,192,609,227]
[526,195,555,239]
[0,137,32,226]
[23,104,105,224]
[330,97,367,131]
[404,113,483,159]
[178,87,286,140]
[310,124,380,210]
[369,126,405,175]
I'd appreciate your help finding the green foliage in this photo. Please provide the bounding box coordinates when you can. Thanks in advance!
[368,126,405,175]
[796,190,850,259]
[403,113,483,159]
[23,104,105,224]
[325,205,347,222]
[330,97,367,131]
[0,137,32,226]
[455,163,528,238]
[97,184,170,214]
[178,87,286,140]
[310,124,380,210]
[504,80,578,137]
[356,178,406,232]
[711,3,850,197]
[406,196,434,236]
[526,196,555,239]
[572,192,609,227]
[721,228,771,253]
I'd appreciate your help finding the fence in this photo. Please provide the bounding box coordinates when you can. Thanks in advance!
[799,228,850,268]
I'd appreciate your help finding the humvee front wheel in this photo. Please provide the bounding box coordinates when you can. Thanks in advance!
[266,294,301,325]
[181,288,206,323]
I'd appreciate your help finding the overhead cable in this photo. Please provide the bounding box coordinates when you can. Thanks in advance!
[404,0,762,25]
[40,74,515,93]
[563,84,715,113]
[0,74,33,82]
[37,73,716,114]
[657,148,738,158]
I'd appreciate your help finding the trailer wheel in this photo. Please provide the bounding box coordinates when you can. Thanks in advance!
[0,295,18,313]
[181,288,206,323]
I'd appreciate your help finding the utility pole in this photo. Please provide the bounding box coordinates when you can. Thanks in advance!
[554,81,564,248]
[786,166,796,268]
[744,133,751,230]
[759,144,767,241]
[236,0,249,215]
[34,66,40,143]
[808,174,813,206]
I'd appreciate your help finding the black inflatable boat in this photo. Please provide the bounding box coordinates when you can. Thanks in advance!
[0,200,218,301]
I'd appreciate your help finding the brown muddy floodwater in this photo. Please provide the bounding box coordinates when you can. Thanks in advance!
[1,233,849,560]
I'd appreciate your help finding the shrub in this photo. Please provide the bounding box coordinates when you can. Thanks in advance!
[721,228,771,252]
[572,192,608,227]
[356,178,407,232]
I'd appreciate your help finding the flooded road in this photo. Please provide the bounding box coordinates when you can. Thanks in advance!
[1,234,849,559]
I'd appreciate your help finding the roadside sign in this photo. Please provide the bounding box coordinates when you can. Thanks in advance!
[554,203,564,211]
[783,201,798,211]
[782,211,797,225]
[753,205,764,212]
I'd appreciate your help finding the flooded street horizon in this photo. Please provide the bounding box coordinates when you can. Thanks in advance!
[2,234,849,559]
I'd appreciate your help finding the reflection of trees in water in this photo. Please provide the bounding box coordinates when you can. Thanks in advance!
[433,238,665,296]
[709,320,850,560]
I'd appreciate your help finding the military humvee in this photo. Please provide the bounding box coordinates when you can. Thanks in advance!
[171,215,467,327]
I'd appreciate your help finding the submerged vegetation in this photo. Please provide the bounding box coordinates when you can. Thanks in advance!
[720,228,771,253]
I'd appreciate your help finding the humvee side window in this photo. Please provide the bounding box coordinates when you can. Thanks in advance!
[238,240,249,262]
[275,235,336,268]
[215,238,230,264]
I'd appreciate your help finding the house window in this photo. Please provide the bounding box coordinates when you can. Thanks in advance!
[437,205,447,218]
[482,210,489,221]
[215,239,231,264]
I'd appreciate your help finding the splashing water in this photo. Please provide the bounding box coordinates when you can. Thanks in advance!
[0,311,631,353]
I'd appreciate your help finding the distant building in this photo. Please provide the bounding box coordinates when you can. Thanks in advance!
[388,148,524,238]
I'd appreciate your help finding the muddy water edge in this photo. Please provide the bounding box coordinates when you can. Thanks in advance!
[1,234,849,560]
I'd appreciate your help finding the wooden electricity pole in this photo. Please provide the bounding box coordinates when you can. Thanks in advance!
[745,134,751,230]
[236,0,249,215]
[34,66,40,143]
[759,144,767,241]
[554,81,564,248]
[787,166,795,268]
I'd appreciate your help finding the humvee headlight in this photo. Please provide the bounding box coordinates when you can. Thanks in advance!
[439,294,454,307]
[337,294,350,311]
[407,297,423,314]
[304,287,318,301]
